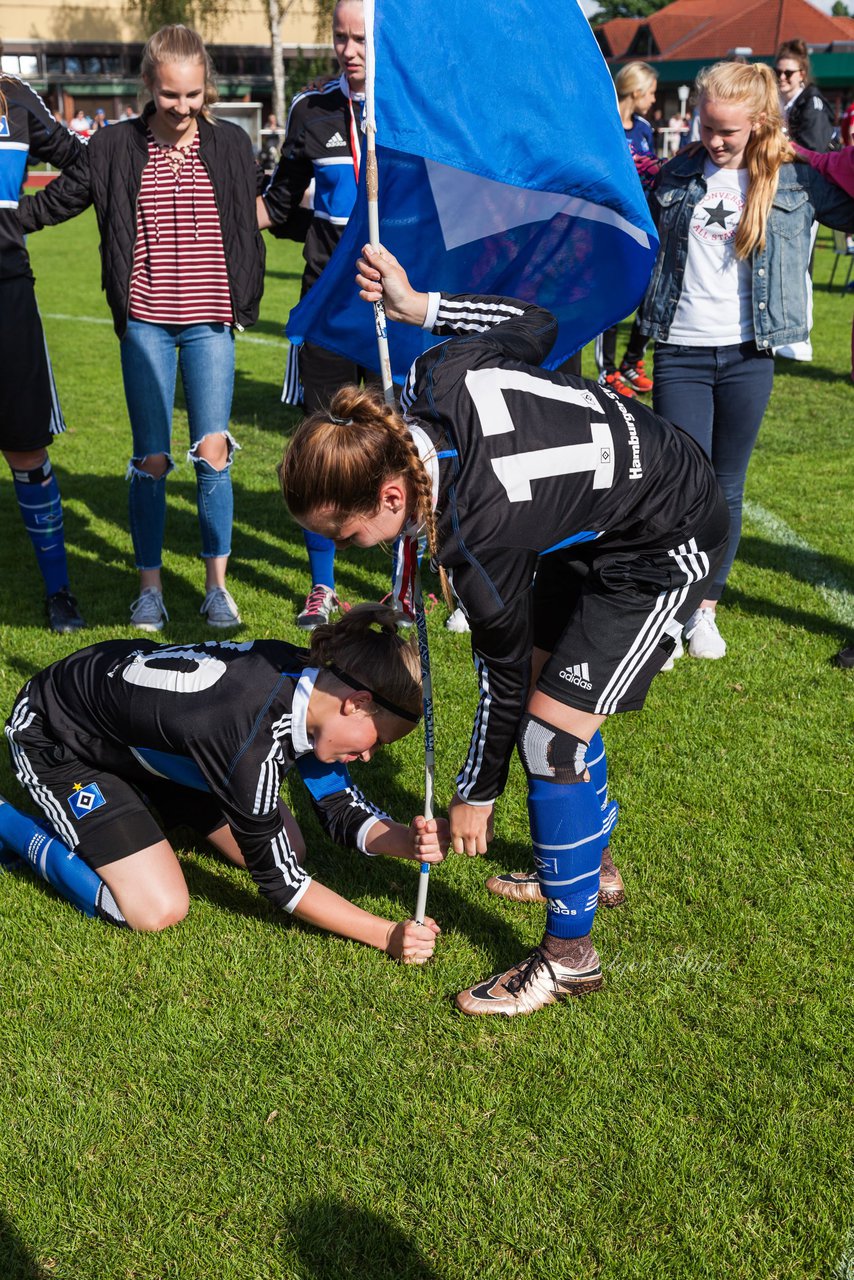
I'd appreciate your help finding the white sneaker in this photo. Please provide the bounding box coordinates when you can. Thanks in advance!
[200,586,241,628]
[130,587,168,632]
[445,606,470,634]
[660,635,684,672]
[685,608,726,660]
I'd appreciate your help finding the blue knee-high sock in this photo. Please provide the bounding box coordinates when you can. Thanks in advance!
[528,775,605,939]
[0,799,127,926]
[586,729,619,841]
[303,528,335,591]
[10,461,70,596]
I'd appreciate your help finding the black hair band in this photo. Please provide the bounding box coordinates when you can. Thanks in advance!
[328,664,420,723]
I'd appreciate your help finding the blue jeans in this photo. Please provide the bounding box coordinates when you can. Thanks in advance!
[653,341,774,600]
[120,320,236,571]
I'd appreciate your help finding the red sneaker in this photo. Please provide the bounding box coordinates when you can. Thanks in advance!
[598,369,636,399]
[620,359,654,393]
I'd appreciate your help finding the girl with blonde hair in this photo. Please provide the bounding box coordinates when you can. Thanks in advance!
[19,26,265,632]
[637,60,854,661]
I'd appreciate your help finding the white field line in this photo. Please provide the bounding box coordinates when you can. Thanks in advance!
[744,500,854,629]
[41,312,288,349]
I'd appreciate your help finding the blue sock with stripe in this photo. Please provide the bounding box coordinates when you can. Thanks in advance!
[586,728,619,839]
[10,460,70,597]
[0,798,127,926]
[303,528,335,591]
[528,775,604,938]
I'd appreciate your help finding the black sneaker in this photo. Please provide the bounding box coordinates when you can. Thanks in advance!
[46,587,85,634]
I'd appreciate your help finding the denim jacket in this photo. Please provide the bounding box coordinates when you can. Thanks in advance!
[638,145,854,348]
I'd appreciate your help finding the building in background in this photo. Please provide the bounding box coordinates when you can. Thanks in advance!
[595,0,854,134]
[0,0,333,122]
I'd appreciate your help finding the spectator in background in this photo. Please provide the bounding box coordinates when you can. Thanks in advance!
[257,0,380,632]
[637,61,854,662]
[19,25,265,632]
[775,40,835,151]
[595,61,658,400]
[68,108,91,137]
[90,108,109,131]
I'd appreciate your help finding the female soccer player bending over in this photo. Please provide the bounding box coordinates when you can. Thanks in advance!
[1,604,441,963]
[280,245,730,1016]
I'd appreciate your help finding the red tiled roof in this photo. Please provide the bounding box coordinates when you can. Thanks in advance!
[597,0,854,61]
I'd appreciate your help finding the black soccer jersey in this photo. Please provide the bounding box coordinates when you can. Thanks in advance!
[400,292,721,803]
[14,639,389,911]
[0,76,83,280]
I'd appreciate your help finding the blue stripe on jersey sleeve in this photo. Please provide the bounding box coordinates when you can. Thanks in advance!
[0,148,27,205]
[295,755,351,800]
[131,746,210,792]
[541,531,601,554]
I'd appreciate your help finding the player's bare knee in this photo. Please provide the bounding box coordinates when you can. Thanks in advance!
[517,712,589,784]
[130,889,189,932]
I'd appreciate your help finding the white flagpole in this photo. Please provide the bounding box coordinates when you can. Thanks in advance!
[364,0,435,928]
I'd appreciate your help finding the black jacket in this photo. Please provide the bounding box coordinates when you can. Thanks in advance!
[787,83,835,153]
[18,107,265,336]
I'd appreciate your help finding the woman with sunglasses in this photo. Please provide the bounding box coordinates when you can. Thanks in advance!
[774,40,834,152]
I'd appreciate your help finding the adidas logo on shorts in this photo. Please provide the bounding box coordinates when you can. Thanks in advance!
[326,131,346,148]
[559,662,592,691]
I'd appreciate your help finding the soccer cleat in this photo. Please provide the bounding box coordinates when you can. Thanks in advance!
[200,585,241,628]
[455,946,603,1016]
[297,584,340,630]
[660,635,684,672]
[620,359,654,392]
[46,587,85,634]
[685,607,726,660]
[598,369,636,399]
[130,587,169,632]
[486,845,625,908]
[445,606,470,634]
[833,644,854,669]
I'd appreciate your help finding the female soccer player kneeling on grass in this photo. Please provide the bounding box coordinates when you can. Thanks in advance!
[280,245,731,1017]
[0,604,442,963]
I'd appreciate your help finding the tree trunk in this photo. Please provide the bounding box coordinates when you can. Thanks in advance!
[268,0,287,126]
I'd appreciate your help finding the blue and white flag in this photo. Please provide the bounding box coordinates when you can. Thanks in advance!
[287,0,658,378]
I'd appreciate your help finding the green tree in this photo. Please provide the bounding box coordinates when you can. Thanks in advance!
[589,0,671,21]
[831,0,850,16]
[125,0,237,37]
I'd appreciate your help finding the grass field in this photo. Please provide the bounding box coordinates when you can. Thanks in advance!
[0,205,852,1280]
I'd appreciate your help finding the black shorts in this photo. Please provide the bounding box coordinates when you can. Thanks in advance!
[0,275,65,452]
[298,340,382,413]
[532,490,730,716]
[5,696,226,869]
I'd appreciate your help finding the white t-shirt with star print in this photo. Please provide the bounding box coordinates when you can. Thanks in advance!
[668,160,753,346]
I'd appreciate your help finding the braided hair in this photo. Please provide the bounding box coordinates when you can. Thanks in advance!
[280,384,442,567]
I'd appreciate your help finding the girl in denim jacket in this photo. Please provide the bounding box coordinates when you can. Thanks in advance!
[637,61,854,661]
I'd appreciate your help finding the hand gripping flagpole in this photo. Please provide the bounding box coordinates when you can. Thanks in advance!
[364,0,434,928]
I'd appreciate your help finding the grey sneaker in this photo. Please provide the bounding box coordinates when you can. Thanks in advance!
[130,587,168,632]
[297,584,339,630]
[456,946,603,1016]
[200,586,241,628]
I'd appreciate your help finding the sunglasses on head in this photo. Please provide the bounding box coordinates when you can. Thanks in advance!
[775,68,799,79]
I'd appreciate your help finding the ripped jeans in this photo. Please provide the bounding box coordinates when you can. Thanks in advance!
[120,319,237,571]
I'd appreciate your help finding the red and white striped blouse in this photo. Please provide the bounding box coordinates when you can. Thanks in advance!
[129,131,234,325]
